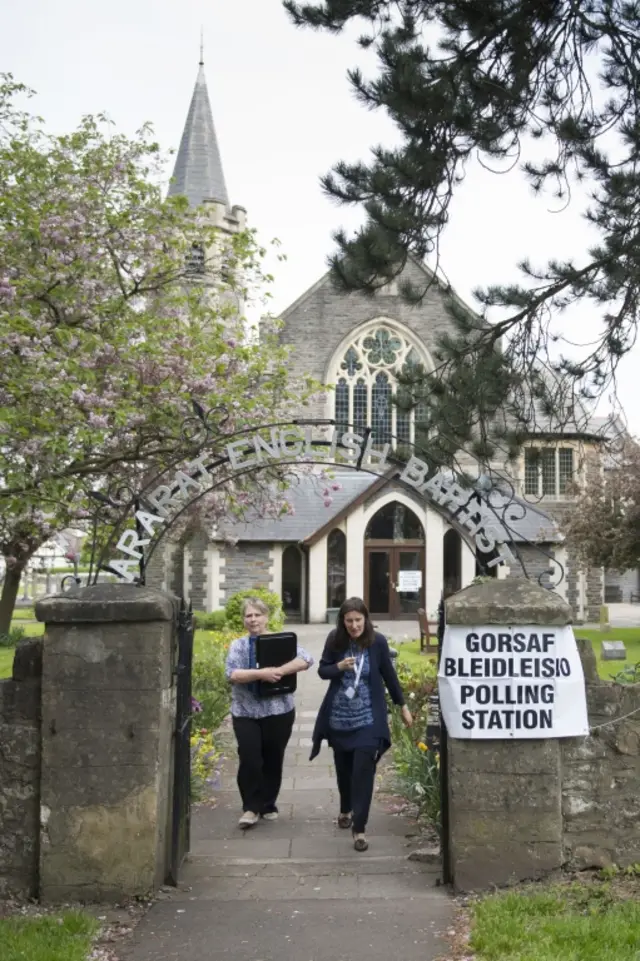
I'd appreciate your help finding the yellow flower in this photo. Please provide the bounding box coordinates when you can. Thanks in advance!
[417,741,428,752]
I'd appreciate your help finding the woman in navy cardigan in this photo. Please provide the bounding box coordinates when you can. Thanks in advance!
[310,597,413,851]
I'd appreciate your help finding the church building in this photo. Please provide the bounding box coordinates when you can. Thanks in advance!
[158,57,630,626]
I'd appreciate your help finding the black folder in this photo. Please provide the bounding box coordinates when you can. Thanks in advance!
[255,631,298,696]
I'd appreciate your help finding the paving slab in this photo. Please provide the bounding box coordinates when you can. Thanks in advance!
[121,898,453,961]
[121,622,453,961]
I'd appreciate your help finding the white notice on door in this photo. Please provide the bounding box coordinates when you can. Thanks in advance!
[398,570,422,592]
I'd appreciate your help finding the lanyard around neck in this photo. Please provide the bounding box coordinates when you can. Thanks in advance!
[349,646,365,691]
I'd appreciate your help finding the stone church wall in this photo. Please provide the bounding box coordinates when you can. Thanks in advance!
[219,543,273,602]
[279,261,458,419]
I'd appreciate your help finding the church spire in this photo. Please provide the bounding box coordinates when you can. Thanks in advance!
[169,45,229,208]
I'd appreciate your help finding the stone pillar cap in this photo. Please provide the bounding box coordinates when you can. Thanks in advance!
[446,579,572,626]
[36,583,178,624]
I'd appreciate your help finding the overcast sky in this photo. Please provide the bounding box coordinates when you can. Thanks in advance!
[2,0,638,433]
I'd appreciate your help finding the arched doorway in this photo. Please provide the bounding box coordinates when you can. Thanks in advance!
[364,500,425,619]
[282,545,303,621]
[443,529,462,598]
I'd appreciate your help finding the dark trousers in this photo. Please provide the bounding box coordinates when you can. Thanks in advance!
[232,710,295,814]
[333,746,378,833]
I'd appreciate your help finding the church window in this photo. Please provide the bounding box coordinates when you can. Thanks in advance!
[524,447,575,497]
[330,323,429,448]
[335,378,349,433]
[353,378,368,435]
[327,529,347,608]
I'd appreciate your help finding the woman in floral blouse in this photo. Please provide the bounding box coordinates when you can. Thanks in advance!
[225,597,314,829]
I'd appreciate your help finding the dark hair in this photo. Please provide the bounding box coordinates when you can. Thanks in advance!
[330,597,375,652]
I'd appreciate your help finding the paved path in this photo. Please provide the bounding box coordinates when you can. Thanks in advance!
[123,625,453,961]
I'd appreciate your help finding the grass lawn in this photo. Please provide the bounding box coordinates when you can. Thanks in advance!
[393,638,436,671]
[12,607,36,620]
[470,880,640,961]
[575,628,640,680]
[0,911,98,961]
[393,630,640,680]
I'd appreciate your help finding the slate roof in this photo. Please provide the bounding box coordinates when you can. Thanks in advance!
[168,63,229,208]
[214,471,376,543]
[212,470,561,545]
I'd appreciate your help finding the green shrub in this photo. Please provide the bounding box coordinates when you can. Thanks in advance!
[193,609,227,631]
[388,659,440,830]
[611,660,640,684]
[0,626,26,648]
[192,631,232,732]
[224,588,284,633]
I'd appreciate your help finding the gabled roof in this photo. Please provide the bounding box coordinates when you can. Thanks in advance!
[279,255,485,327]
[212,469,561,546]
[168,62,229,208]
[214,470,377,542]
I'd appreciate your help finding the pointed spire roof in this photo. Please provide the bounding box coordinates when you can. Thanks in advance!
[169,55,229,208]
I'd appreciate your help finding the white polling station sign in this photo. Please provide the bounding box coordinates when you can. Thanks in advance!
[438,624,589,739]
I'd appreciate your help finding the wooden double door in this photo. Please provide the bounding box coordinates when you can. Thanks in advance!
[364,543,425,620]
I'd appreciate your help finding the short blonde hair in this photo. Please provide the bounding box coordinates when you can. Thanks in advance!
[241,596,269,617]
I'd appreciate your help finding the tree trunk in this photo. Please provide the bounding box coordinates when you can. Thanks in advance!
[0,564,25,635]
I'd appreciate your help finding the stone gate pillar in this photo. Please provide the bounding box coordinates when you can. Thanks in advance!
[35,584,177,902]
[444,579,572,892]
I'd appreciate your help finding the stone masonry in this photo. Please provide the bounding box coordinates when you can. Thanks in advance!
[562,638,640,869]
[219,542,273,602]
[0,638,42,898]
[445,579,640,892]
[280,260,456,420]
[36,585,178,902]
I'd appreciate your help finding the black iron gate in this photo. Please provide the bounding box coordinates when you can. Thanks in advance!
[436,596,451,885]
[168,598,194,885]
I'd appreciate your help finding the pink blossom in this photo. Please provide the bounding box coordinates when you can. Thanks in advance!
[88,412,110,428]
[323,498,332,507]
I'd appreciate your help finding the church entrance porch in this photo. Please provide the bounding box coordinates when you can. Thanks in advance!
[363,500,425,620]
[365,544,425,619]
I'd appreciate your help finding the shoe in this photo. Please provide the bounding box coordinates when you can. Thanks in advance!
[238,811,259,829]
[261,811,278,821]
[352,832,369,852]
[337,813,352,829]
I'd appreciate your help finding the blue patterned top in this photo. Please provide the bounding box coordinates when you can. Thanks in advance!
[225,635,314,718]
[329,647,374,731]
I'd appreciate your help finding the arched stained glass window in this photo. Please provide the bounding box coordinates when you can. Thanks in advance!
[329,323,429,449]
[353,378,368,435]
[372,372,392,444]
[335,378,349,433]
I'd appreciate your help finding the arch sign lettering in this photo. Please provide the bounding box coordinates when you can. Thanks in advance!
[94,420,539,585]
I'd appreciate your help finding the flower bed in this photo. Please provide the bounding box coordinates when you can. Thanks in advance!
[387,658,441,829]
[189,629,235,801]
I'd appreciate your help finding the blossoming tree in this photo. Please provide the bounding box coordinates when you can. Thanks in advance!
[0,76,315,631]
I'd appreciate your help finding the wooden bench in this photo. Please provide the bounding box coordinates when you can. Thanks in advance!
[418,608,439,655]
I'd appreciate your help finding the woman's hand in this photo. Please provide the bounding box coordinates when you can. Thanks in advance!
[337,656,356,672]
[260,667,283,684]
[401,705,413,728]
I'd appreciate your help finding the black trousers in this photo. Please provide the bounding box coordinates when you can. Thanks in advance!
[333,746,378,834]
[232,710,295,814]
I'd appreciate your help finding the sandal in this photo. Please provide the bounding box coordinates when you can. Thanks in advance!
[352,833,369,852]
[337,813,352,829]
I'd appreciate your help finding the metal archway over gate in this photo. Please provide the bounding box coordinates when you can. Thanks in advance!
[80,415,566,592]
[75,411,567,887]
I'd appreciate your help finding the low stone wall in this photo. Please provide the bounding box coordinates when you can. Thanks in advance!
[445,580,640,892]
[562,640,640,869]
[0,639,42,898]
